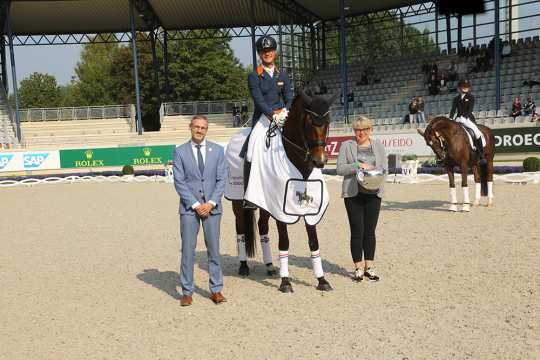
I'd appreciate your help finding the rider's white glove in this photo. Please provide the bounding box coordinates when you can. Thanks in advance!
[272,108,288,127]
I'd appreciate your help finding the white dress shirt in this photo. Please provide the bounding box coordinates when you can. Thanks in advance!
[190,139,216,210]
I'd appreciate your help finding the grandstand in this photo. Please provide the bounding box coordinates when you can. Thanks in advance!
[322,37,540,130]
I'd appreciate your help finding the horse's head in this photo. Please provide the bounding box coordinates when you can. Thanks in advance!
[417,120,447,161]
[298,90,339,168]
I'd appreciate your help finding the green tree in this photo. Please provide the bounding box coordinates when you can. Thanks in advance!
[18,72,61,108]
[73,42,120,106]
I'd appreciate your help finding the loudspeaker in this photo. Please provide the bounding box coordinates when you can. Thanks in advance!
[438,0,485,16]
[388,154,400,170]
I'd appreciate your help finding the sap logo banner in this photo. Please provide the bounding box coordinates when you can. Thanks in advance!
[23,153,50,169]
[0,154,14,170]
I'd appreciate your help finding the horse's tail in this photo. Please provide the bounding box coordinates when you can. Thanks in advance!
[243,209,257,258]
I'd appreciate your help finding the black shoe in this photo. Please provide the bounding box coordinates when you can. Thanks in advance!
[238,261,249,276]
[364,267,380,282]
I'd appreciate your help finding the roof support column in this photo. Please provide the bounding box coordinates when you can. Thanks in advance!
[435,6,439,50]
[150,30,160,104]
[1,39,7,92]
[495,0,501,110]
[6,1,21,143]
[250,0,257,71]
[445,14,451,53]
[339,0,348,122]
[400,11,405,55]
[290,25,296,92]
[129,0,143,135]
[163,30,170,101]
[278,14,283,68]
[310,23,317,73]
[457,14,462,54]
[321,22,326,70]
[473,13,477,46]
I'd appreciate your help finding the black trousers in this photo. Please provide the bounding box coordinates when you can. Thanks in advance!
[344,192,382,263]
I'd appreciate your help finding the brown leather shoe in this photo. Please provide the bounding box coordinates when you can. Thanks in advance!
[210,292,227,304]
[180,295,193,306]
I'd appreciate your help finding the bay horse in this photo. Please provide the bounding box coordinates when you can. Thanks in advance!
[231,90,338,293]
[417,116,495,211]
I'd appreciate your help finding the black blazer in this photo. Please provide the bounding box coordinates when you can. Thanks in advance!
[450,93,476,122]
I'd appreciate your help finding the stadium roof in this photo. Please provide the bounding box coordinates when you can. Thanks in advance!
[9,0,425,35]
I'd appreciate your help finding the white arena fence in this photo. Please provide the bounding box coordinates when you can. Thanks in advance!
[1,171,539,188]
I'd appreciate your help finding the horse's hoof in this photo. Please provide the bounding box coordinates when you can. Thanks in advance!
[238,262,250,277]
[449,204,458,212]
[265,264,278,277]
[473,200,480,207]
[461,204,470,212]
[486,199,494,207]
[279,278,294,293]
[316,277,333,291]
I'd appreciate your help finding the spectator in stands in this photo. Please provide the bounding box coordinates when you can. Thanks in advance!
[510,97,522,119]
[502,40,512,58]
[232,104,240,127]
[240,103,249,125]
[416,97,425,123]
[465,43,475,57]
[447,60,458,82]
[523,68,540,88]
[318,81,328,94]
[523,97,537,121]
[408,97,418,124]
[428,64,440,95]
[456,60,469,81]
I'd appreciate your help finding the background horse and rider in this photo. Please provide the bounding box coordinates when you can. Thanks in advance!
[226,89,338,293]
[418,116,495,212]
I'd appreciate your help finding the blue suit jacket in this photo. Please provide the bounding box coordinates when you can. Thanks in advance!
[173,140,226,216]
[248,66,294,126]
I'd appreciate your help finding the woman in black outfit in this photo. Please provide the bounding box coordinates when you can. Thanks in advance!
[336,116,388,282]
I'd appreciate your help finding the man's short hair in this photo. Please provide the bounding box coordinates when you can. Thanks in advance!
[190,115,208,125]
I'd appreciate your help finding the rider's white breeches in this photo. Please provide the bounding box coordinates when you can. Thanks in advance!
[455,116,482,139]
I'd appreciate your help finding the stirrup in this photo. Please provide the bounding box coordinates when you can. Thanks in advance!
[242,200,257,210]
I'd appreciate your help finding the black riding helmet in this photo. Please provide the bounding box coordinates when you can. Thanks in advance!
[457,80,471,92]
[256,35,277,51]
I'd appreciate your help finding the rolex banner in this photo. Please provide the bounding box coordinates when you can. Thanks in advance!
[59,145,176,169]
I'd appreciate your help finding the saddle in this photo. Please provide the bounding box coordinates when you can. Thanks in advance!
[459,124,477,151]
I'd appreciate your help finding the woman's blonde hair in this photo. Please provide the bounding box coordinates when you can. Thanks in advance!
[352,116,373,130]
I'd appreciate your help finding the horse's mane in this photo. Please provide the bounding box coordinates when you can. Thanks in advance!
[426,116,458,135]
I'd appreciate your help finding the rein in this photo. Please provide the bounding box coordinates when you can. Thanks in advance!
[265,106,329,162]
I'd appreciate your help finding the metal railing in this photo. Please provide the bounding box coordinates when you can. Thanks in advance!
[163,99,250,116]
[16,104,132,122]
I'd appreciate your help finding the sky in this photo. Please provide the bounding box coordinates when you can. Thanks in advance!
[7,2,539,88]
[8,37,254,87]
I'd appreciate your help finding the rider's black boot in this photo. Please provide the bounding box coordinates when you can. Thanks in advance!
[243,160,257,210]
[475,137,487,165]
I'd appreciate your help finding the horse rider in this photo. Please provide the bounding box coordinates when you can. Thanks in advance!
[241,35,294,208]
[449,80,487,165]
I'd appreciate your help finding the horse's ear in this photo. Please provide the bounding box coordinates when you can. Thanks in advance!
[416,128,425,136]
[299,89,313,106]
[326,92,339,106]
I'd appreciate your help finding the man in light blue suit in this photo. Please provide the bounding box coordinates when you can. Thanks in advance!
[173,115,227,306]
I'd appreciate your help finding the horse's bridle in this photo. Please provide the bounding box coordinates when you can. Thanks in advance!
[278,107,330,162]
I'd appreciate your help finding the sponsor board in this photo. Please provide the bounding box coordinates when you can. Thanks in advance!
[326,133,433,158]
[492,127,540,153]
[0,151,60,172]
[60,145,176,168]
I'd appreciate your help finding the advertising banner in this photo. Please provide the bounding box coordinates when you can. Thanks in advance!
[326,133,433,158]
[0,151,60,172]
[59,145,176,169]
[492,127,540,153]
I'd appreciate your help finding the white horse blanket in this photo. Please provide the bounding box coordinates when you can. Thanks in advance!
[224,115,329,226]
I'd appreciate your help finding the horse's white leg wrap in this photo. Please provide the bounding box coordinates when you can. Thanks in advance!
[237,234,247,261]
[310,250,324,278]
[449,187,458,212]
[487,181,494,206]
[474,183,481,206]
[279,251,289,278]
[260,234,272,265]
[462,186,470,212]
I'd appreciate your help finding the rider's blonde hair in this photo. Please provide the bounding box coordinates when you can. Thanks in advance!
[352,116,373,130]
